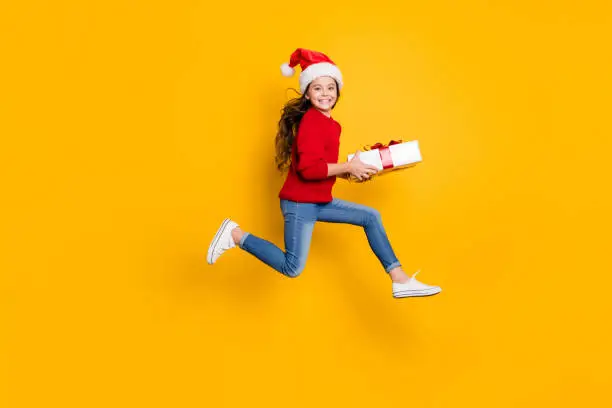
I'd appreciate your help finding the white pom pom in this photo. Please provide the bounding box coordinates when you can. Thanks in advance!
[280,63,295,77]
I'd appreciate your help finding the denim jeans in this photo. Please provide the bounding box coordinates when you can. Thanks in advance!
[238,198,402,278]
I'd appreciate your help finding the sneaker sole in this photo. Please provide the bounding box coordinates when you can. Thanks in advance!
[207,218,231,265]
[393,287,442,298]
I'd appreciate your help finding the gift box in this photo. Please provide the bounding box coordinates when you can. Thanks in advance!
[347,139,422,181]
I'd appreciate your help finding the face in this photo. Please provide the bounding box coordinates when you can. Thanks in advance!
[305,76,338,115]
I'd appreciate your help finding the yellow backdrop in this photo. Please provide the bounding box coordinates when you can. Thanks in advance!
[2,1,611,407]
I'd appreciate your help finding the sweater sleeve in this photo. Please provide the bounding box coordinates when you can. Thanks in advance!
[295,114,329,180]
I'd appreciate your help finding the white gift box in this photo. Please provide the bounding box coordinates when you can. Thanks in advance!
[347,140,422,172]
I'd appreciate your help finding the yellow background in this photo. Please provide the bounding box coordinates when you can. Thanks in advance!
[2,1,611,406]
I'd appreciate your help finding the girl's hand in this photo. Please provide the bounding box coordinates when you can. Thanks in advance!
[347,151,379,181]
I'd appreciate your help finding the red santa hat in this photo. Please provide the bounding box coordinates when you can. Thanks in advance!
[280,48,343,94]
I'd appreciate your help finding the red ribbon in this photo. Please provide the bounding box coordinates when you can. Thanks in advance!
[364,139,403,170]
[368,139,403,150]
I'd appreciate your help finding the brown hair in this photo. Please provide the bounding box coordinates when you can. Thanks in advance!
[274,81,340,173]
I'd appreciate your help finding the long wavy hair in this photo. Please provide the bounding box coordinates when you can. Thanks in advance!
[274,81,340,173]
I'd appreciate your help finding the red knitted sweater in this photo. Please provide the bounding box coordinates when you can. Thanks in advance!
[278,107,341,203]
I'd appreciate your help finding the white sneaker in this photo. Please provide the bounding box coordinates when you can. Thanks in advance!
[207,218,239,265]
[392,270,442,298]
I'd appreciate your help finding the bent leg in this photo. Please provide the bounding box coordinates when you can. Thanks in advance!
[239,200,317,278]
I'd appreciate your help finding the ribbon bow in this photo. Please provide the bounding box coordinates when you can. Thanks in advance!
[363,139,403,171]
[348,139,405,183]
[363,139,403,152]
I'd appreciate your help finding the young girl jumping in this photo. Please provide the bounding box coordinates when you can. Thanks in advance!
[207,48,442,298]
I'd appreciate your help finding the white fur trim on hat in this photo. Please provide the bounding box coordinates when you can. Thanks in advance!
[280,63,295,77]
[299,62,343,93]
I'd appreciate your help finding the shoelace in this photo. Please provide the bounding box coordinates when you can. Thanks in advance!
[411,270,421,280]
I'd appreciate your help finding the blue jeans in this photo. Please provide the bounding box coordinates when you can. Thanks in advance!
[238,198,402,278]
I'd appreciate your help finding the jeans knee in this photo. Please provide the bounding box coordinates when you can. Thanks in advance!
[364,208,382,226]
[283,261,305,278]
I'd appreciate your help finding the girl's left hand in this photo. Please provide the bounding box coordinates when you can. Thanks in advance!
[347,151,379,181]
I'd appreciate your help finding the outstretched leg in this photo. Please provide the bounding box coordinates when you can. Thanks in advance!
[316,198,410,283]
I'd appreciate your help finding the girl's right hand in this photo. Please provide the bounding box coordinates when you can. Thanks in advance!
[348,151,379,181]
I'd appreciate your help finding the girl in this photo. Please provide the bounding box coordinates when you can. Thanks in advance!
[207,48,441,298]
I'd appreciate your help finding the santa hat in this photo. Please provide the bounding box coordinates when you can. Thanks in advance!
[280,48,343,94]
